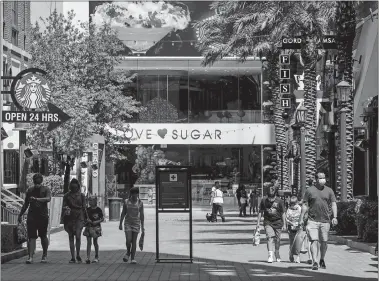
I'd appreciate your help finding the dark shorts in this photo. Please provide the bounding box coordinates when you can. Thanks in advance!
[27,216,49,239]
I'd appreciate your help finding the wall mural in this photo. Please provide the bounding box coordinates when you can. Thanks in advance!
[89,1,214,56]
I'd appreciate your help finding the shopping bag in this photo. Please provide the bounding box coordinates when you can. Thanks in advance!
[252,229,260,246]
[291,229,306,255]
[300,233,309,254]
[139,232,145,251]
[17,220,28,244]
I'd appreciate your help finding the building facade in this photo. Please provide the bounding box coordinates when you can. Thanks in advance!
[1,1,31,189]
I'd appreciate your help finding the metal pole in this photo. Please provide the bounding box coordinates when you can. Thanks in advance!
[155,169,159,261]
[340,108,348,201]
[261,145,264,199]
[328,131,336,193]
[0,2,4,187]
[300,127,306,198]
[188,168,193,262]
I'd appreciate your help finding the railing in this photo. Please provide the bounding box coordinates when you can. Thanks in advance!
[1,205,26,225]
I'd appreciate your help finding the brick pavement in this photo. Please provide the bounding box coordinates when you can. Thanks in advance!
[2,207,377,281]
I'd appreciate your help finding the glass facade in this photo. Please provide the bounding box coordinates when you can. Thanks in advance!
[89,1,274,202]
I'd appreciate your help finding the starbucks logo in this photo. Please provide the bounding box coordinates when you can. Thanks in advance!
[14,73,51,109]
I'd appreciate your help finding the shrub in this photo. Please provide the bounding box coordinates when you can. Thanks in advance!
[359,199,378,243]
[26,173,64,196]
[335,201,357,235]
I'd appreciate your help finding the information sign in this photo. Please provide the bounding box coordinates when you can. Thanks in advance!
[158,171,189,209]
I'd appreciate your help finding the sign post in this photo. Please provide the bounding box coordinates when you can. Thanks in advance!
[155,166,192,263]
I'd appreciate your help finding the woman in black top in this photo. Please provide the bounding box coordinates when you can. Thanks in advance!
[63,179,87,263]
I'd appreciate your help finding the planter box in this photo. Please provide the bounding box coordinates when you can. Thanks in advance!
[1,224,22,253]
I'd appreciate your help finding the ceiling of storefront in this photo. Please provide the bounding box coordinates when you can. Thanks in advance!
[115,57,262,76]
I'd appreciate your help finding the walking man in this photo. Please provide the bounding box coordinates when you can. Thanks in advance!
[212,181,226,222]
[18,173,51,264]
[256,183,286,263]
[299,172,338,270]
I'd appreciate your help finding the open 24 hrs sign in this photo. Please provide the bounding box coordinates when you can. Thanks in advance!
[2,111,60,123]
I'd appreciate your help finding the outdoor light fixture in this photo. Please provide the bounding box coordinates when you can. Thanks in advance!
[24,148,33,158]
[263,110,272,122]
[336,80,351,105]
[296,106,307,125]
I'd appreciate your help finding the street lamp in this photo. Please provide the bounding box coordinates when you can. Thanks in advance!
[336,80,351,201]
[296,106,307,198]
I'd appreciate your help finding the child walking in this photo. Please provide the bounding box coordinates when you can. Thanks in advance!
[286,196,302,263]
[119,187,145,264]
[83,196,104,264]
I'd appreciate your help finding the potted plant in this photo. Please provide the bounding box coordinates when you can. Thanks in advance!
[106,175,123,221]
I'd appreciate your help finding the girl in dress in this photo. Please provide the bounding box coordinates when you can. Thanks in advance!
[83,196,104,264]
[119,187,145,264]
[63,179,86,263]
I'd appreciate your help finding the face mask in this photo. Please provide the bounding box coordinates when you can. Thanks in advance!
[319,179,326,185]
[70,185,79,192]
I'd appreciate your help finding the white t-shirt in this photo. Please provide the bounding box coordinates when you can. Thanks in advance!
[213,189,223,204]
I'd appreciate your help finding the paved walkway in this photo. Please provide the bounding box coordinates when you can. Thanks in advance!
[2,207,377,281]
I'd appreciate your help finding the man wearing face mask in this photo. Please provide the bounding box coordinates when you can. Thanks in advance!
[299,172,337,270]
[256,183,286,263]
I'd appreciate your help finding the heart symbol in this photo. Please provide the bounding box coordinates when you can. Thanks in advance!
[157,129,167,139]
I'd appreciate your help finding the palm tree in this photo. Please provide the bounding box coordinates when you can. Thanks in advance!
[335,1,356,200]
[194,1,291,190]
[195,1,336,189]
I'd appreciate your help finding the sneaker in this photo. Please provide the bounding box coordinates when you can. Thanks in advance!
[41,256,47,263]
[295,256,301,264]
[76,256,82,263]
[92,258,99,263]
[131,260,137,264]
[69,258,76,263]
[222,217,226,222]
[268,251,274,263]
[85,258,91,264]
[275,252,281,262]
[26,257,33,264]
[319,259,326,269]
[307,259,313,265]
[312,262,319,270]
[289,255,294,263]
[123,254,130,262]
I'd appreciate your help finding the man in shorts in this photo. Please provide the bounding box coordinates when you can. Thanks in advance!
[299,172,338,270]
[18,173,51,264]
[256,183,286,263]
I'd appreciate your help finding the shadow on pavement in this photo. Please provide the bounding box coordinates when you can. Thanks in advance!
[1,250,375,281]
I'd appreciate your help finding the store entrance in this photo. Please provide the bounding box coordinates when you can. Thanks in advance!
[115,144,263,206]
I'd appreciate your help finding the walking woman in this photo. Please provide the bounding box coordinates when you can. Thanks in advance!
[63,178,87,263]
[119,187,145,264]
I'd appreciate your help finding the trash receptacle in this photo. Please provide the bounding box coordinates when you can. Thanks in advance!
[108,198,123,221]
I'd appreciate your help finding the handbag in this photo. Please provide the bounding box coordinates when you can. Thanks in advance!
[300,233,309,254]
[17,220,28,244]
[252,229,260,246]
[139,232,145,251]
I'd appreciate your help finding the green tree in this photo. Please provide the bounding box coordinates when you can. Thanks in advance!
[28,10,142,192]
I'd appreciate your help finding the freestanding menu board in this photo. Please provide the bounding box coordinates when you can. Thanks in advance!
[155,166,192,263]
